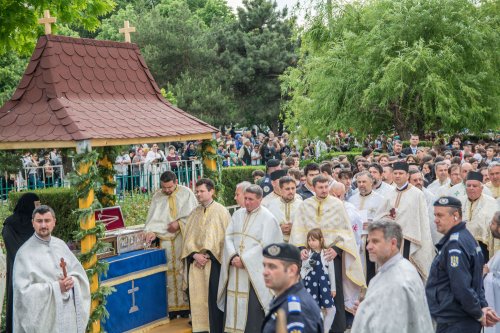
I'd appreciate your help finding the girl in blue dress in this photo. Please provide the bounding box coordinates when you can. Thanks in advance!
[301,228,336,333]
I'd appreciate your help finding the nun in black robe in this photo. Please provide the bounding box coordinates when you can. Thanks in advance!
[2,193,39,333]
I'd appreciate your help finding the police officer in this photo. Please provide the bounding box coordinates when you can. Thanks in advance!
[261,159,281,197]
[262,243,323,333]
[426,196,500,333]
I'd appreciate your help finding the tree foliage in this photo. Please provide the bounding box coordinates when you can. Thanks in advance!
[0,0,115,55]
[282,0,500,139]
[216,0,296,129]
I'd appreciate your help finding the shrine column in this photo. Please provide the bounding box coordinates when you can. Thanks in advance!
[76,140,100,333]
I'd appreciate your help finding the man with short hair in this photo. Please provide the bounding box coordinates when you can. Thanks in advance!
[426,197,500,333]
[338,169,354,200]
[261,243,323,333]
[13,205,90,332]
[348,171,391,283]
[485,162,500,199]
[320,162,336,185]
[428,162,451,197]
[484,212,500,333]
[402,134,420,156]
[448,164,462,187]
[217,185,283,332]
[144,171,198,316]
[234,181,252,208]
[484,145,499,166]
[290,175,365,333]
[296,163,320,200]
[409,170,443,244]
[387,162,435,280]
[266,176,302,242]
[382,165,395,186]
[330,182,363,249]
[181,178,231,333]
[238,138,253,166]
[390,140,406,158]
[351,220,433,333]
[461,171,497,260]
[368,163,393,198]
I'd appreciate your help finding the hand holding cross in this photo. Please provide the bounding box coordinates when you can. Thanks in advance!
[60,258,67,278]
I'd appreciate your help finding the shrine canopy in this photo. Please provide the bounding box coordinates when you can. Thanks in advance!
[0,34,217,150]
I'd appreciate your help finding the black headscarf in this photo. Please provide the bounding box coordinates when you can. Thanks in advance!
[2,192,39,333]
[3,192,39,238]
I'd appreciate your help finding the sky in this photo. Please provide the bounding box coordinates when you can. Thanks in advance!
[227,0,300,13]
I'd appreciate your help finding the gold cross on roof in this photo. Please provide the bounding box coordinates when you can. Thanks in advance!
[119,21,136,43]
[38,10,57,35]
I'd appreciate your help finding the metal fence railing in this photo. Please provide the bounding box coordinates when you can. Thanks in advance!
[1,165,66,201]
[114,159,204,196]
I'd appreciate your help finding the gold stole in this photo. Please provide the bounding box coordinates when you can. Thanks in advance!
[168,186,179,221]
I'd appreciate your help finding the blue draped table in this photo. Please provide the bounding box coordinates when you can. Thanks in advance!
[100,248,168,332]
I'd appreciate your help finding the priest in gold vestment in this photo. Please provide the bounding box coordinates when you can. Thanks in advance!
[289,175,365,333]
[266,176,302,242]
[182,178,231,333]
[144,171,197,316]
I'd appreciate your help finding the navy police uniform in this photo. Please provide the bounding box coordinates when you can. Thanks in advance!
[426,197,487,333]
[261,175,273,197]
[261,243,323,333]
[261,282,323,333]
[261,159,280,197]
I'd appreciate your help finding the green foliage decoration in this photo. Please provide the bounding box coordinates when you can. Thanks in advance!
[69,149,114,332]
[200,139,225,203]
[96,146,120,208]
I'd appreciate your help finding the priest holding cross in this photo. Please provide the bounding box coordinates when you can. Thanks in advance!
[13,205,91,333]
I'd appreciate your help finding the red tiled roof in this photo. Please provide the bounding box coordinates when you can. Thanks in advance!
[0,35,216,148]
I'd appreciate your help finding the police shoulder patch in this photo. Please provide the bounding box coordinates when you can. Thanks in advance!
[449,249,462,254]
[288,296,301,313]
[449,233,459,241]
[450,255,459,267]
[263,186,270,193]
[287,322,305,333]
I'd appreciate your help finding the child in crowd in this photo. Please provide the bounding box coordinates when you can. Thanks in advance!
[301,228,336,333]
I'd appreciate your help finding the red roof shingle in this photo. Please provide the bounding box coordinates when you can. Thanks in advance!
[0,35,216,147]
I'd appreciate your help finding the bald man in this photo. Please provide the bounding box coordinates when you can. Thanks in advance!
[330,182,363,251]
[448,163,492,199]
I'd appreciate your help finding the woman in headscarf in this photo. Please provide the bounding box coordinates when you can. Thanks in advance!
[2,192,40,333]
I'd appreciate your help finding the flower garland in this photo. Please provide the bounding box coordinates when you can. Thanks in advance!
[70,149,114,332]
[96,146,119,208]
[200,139,225,204]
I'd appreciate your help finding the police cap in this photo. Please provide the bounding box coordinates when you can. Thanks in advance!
[263,243,301,265]
[266,159,281,168]
[270,169,287,181]
[433,196,462,209]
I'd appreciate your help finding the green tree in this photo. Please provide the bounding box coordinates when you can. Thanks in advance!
[0,0,115,55]
[0,53,29,106]
[282,0,500,139]
[216,0,296,131]
[97,4,139,41]
[173,69,236,126]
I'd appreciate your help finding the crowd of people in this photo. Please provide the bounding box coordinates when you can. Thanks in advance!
[138,131,499,333]
[2,133,500,333]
